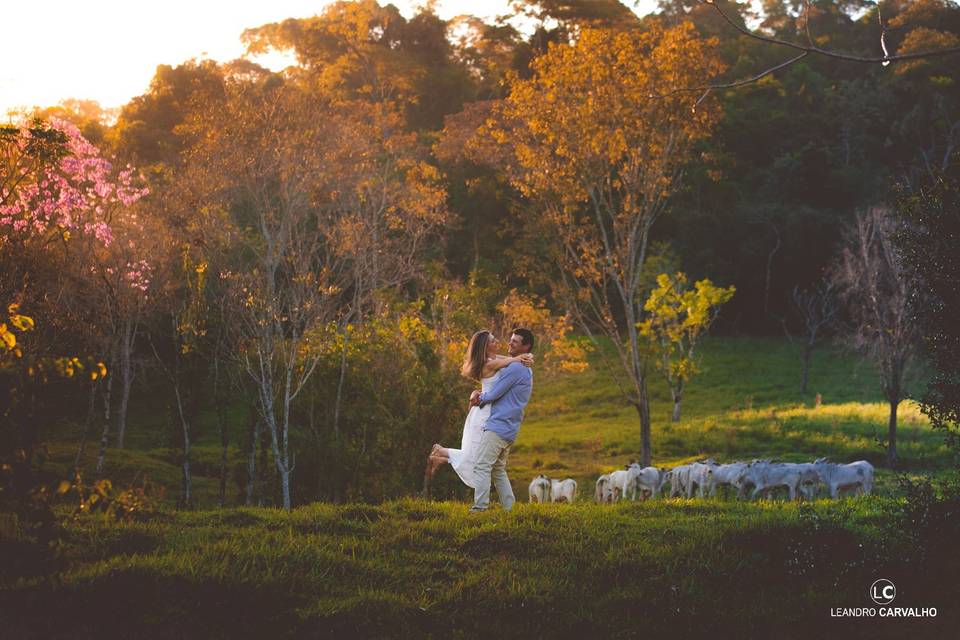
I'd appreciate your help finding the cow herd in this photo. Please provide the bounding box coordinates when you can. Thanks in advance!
[529,458,875,504]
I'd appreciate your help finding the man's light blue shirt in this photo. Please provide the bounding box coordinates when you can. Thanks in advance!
[478,361,532,444]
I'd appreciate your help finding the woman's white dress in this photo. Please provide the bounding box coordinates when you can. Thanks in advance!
[447,369,501,489]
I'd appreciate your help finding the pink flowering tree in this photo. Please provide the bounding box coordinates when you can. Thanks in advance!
[1,117,145,246]
[0,117,148,482]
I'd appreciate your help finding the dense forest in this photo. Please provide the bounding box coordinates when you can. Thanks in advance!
[2,0,958,509]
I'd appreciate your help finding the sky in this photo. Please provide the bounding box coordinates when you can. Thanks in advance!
[1,0,657,118]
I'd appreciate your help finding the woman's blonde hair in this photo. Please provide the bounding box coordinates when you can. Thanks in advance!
[461,330,492,381]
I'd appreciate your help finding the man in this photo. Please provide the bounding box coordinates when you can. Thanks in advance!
[468,328,534,512]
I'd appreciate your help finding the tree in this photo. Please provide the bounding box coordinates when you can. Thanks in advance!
[639,273,735,421]
[694,0,960,104]
[489,23,724,465]
[112,60,226,167]
[1,117,147,471]
[1,118,145,528]
[185,81,344,510]
[242,0,474,130]
[783,280,839,394]
[146,244,209,508]
[831,206,921,465]
[896,176,960,456]
[183,67,449,508]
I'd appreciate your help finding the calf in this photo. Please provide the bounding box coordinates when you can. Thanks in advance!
[551,478,578,503]
[529,474,552,503]
[595,474,613,503]
[608,469,630,502]
[688,461,717,498]
[667,464,693,498]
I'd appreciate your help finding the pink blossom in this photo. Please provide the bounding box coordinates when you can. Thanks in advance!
[1,117,147,247]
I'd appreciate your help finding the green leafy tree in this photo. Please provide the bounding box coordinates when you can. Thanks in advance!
[639,273,735,422]
[896,176,960,458]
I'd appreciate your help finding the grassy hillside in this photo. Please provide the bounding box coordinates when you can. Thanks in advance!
[3,497,957,639]
[37,337,948,507]
[5,337,958,638]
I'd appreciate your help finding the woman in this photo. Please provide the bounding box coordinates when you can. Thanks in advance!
[425,330,533,487]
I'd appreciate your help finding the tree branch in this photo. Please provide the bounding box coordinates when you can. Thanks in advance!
[701,0,960,65]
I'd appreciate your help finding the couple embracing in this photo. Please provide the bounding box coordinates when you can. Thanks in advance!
[426,328,534,512]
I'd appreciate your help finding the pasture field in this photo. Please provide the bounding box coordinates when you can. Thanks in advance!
[458,336,948,503]
[38,337,951,506]
[5,337,958,638]
[2,497,958,639]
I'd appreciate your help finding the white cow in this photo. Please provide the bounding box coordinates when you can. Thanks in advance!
[610,464,661,501]
[608,469,630,501]
[688,461,717,497]
[595,474,613,503]
[551,478,578,503]
[735,459,773,498]
[793,462,824,500]
[813,459,874,497]
[659,469,675,496]
[632,466,665,500]
[667,464,693,498]
[709,462,749,497]
[620,464,653,501]
[529,474,552,503]
[738,461,818,501]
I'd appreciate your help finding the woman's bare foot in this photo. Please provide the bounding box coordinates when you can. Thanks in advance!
[425,454,447,479]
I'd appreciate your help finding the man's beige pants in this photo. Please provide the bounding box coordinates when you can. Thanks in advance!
[471,430,515,511]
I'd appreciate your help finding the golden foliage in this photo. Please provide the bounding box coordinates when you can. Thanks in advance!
[496,289,591,373]
[894,27,960,75]
[1,303,34,358]
[495,23,724,213]
[638,272,734,388]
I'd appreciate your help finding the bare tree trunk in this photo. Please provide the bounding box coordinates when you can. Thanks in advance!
[95,350,116,477]
[262,388,293,510]
[245,406,259,506]
[115,315,136,449]
[622,275,653,467]
[74,380,97,472]
[888,398,899,466]
[333,334,348,443]
[257,424,269,507]
[670,379,685,422]
[279,468,292,511]
[637,379,652,467]
[213,353,228,507]
[764,222,781,317]
[800,341,813,394]
[173,380,192,508]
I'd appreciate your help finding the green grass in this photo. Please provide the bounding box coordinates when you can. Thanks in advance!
[5,337,958,637]
[3,498,957,638]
